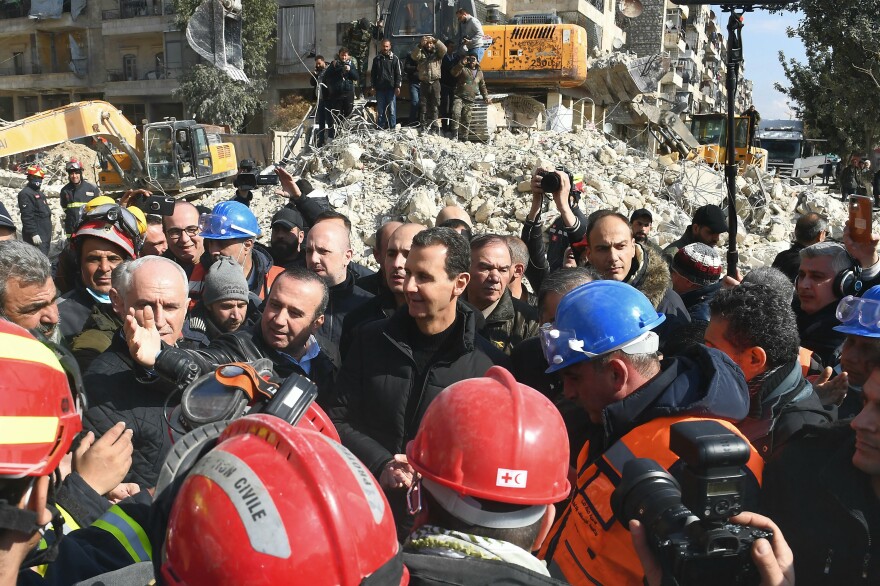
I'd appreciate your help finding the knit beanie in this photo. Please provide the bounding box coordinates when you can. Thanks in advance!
[203,257,249,305]
[673,243,723,286]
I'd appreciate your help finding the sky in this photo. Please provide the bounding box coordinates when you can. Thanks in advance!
[740,8,805,119]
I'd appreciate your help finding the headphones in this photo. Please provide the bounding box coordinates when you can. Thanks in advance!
[795,255,864,299]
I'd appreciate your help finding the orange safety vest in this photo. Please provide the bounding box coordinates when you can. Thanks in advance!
[538,416,765,586]
[187,262,284,310]
[798,346,813,377]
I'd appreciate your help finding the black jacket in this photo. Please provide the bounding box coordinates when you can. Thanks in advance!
[371,51,402,90]
[339,290,398,360]
[771,242,805,282]
[793,297,845,368]
[329,302,509,477]
[403,55,420,85]
[324,58,359,96]
[735,360,833,458]
[678,281,721,323]
[18,183,52,246]
[318,271,374,351]
[83,334,179,488]
[155,324,338,408]
[762,422,880,585]
[477,289,539,355]
[284,192,332,229]
[58,287,101,342]
[404,552,569,586]
[60,180,100,233]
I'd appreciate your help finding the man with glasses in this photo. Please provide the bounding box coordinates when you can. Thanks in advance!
[163,201,204,277]
[60,158,100,235]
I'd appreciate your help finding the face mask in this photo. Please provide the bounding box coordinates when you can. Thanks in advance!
[29,179,42,189]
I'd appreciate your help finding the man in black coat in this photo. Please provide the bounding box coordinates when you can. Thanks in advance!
[17,165,52,255]
[330,227,508,538]
[123,266,338,409]
[83,256,191,488]
[370,39,402,129]
[772,212,827,282]
[706,283,832,458]
[761,368,880,584]
[305,219,373,352]
[323,47,359,132]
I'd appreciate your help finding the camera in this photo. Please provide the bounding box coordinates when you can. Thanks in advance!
[611,420,769,586]
[537,166,582,206]
[236,172,280,191]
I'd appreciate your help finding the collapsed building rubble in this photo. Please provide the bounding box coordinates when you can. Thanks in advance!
[0,124,855,273]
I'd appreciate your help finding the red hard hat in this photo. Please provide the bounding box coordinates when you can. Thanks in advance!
[0,321,82,478]
[72,220,137,259]
[161,414,408,586]
[25,165,45,179]
[407,366,571,505]
[65,159,84,172]
[296,402,341,442]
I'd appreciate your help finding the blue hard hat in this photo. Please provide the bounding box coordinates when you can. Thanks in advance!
[833,285,880,338]
[199,201,261,240]
[541,280,665,373]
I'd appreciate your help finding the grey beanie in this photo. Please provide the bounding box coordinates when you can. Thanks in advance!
[203,257,249,305]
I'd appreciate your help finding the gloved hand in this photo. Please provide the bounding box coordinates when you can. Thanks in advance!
[31,234,42,246]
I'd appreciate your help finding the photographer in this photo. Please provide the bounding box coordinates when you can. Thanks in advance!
[521,168,588,294]
[536,280,760,585]
[411,35,447,133]
[323,47,359,132]
[231,158,256,206]
[450,54,491,142]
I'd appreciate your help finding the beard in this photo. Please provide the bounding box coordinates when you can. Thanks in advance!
[270,240,299,262]
[634,233,648,244]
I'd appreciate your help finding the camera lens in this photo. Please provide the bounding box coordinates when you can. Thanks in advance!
[106,208,118,222]
[540,172,562,193]
[611,458,698,541]
[149,201,160,211]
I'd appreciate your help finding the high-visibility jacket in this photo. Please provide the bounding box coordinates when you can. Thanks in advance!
[91,504,153,564]
[538,416,764,586]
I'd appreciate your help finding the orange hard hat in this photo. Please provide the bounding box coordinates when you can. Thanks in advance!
[0,321,82,478]
[161,414,408,586]
[407,366,571,507]
[25,165,45,179]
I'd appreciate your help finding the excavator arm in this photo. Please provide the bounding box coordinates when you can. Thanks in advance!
[0,100,145,185]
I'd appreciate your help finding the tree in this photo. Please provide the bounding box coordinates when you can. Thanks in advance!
[775,1,880,159]
[173,0,277,130]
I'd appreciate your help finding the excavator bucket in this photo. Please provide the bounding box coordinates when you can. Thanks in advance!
[186,0,248,82]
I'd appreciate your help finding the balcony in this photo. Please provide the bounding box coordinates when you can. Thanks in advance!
[664,31,686,52]
[661,70,683,88]
[0,68,87,90]
[105,66,180,96]
[102,0,176,35]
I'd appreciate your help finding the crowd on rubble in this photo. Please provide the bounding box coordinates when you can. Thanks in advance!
[312,8,493,147]
[3,115,880,586]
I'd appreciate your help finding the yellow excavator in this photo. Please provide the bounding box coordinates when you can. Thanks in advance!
[0,100,238,193]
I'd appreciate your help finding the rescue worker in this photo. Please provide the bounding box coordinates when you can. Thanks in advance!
[342,16,383,93]
[0,320,82,578]
[188,201,284,307]
[829,285,880,417]
[60,159,100,234]
[18,164,52,255]
[536,280,760,585]
[411,36,447,133]
[450,54,491,142]
[403,366,571,585]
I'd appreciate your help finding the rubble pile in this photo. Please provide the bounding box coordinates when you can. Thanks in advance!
[0,125,855,273]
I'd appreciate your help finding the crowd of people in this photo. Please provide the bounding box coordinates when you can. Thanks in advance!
[311,8,492,145]
[3,141,880,586]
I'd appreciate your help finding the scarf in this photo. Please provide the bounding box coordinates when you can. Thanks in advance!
[405,524,550,577]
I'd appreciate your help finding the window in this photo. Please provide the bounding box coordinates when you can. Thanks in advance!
[123,54,137,81]
[390,0,434,37]
[165,38,182,77]
[277,5,315,74]
[13,52,24,75]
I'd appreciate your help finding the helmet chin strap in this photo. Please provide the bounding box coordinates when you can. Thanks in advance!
[19,470,65,569]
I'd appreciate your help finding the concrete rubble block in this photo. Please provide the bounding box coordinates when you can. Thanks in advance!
[392,142,409,159]
[596,145,618,165]
[339,144,365,170]
[416,158,437,179]
[469,197,486,214]
[452,171,482,201]
[405,190,438,225]
[517,179,533,193]
[471,153,496,173]
[475,200,496,223]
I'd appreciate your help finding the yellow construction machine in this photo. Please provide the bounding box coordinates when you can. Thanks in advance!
[0,101,238,193]
[688,113,767,171]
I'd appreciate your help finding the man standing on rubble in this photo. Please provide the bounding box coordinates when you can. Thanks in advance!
[412,35,447,134]
[343,17,383,94]
[60,159,100,234]
[450,54,491,141]
[370,39,402,129]
[18,165,53,256]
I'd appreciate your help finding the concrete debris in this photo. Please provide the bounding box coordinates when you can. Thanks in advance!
[0,124,859,277]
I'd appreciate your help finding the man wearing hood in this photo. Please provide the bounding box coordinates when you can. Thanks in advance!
[583,210,691,346]
[536,281,760,585]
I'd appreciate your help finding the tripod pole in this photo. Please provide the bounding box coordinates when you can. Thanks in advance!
[724,9,745,277]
